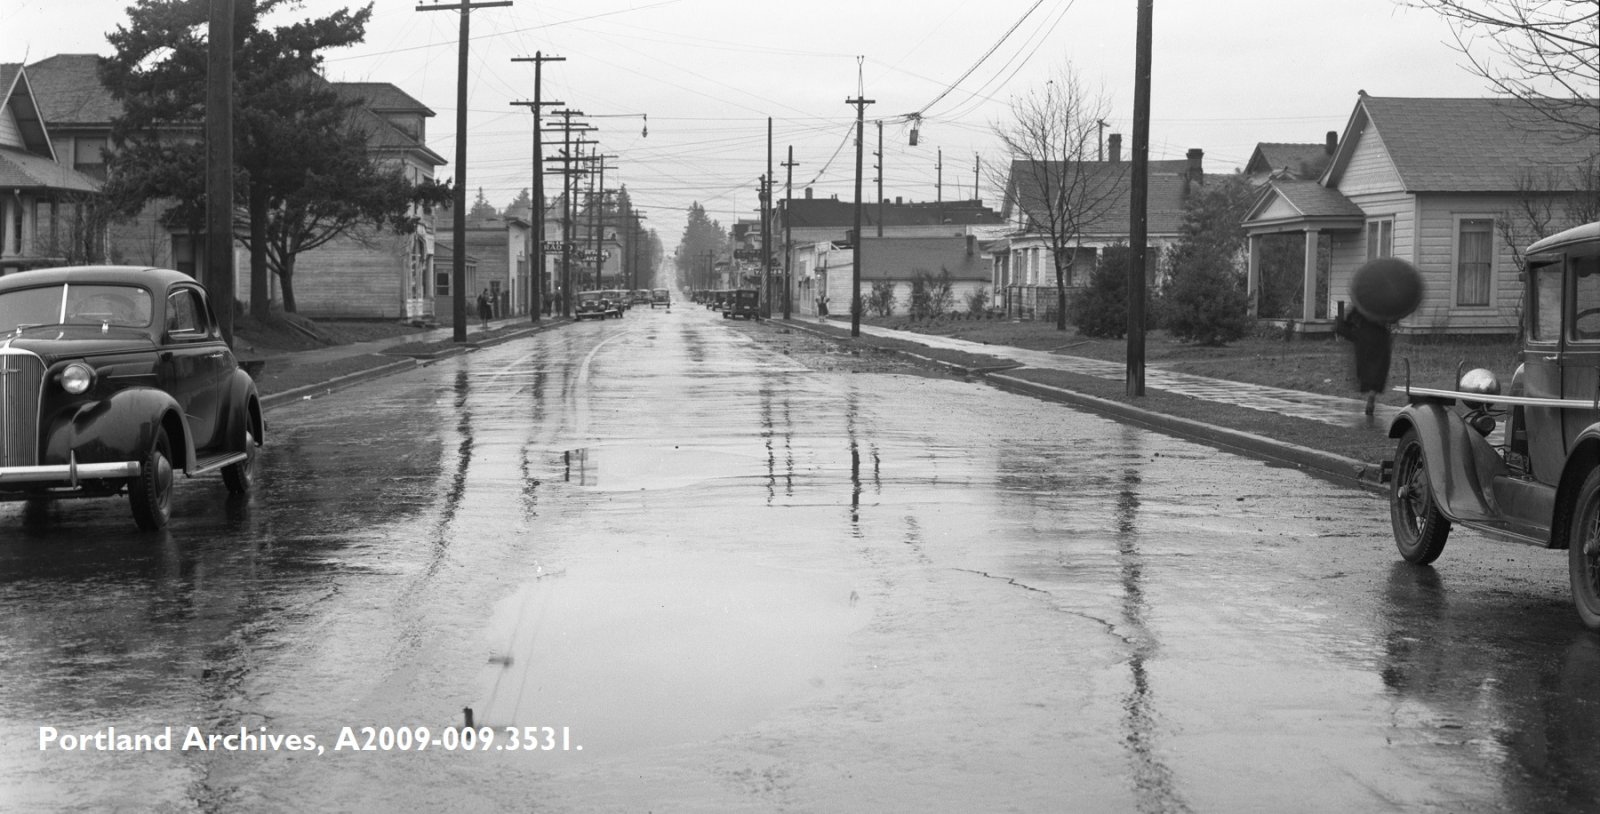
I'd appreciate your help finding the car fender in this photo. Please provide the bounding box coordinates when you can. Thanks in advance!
[219,368,265,453]
[1550,423,1600,550]
[43,387,194,470]
[1388,401,1508,524]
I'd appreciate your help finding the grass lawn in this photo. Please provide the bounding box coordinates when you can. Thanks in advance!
[862,315,1522,408]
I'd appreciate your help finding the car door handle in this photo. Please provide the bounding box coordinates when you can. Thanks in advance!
[1544,355,1561,361]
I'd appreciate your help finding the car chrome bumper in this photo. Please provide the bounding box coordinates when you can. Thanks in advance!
[0,459,141,485]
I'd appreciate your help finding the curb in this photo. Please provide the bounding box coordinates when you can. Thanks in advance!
[258,319,568,412]
[260,357,419,411]
[987,373,1384,492]
[773,319,1384,492]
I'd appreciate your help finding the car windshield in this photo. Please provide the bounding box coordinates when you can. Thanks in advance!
[0,283,154,331]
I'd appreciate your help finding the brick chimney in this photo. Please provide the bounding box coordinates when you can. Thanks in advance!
[1325,130,1337,155]
[805,186,813,199]
[1185,148,1204,195]
[1108,133,1122,163]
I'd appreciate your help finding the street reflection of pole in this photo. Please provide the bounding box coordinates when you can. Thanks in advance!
[1112,429,1186,811]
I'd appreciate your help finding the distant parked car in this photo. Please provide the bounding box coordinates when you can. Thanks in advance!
[574,291,618,320]
[0,266,263,530]
[651,288,670,308]
[722,288,761,320]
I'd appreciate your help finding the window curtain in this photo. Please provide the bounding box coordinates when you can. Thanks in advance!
[1457,219,1492,306]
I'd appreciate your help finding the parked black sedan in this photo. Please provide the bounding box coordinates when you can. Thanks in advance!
[0,266,263,530]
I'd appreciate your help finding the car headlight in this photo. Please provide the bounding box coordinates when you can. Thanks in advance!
[60,362,95,395]
[1459,368,1501,396]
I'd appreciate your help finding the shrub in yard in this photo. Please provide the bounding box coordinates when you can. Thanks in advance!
[1160,175,1255,345]
[910,268,955,319]
[1069,244,1132,338]
[868,280,896,316]
[965,286,990,315]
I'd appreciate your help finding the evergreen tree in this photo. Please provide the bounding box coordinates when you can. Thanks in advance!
[1160,174,1256,345]
[100,0,450,315]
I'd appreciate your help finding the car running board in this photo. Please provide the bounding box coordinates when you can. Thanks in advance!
[189,451,248,477]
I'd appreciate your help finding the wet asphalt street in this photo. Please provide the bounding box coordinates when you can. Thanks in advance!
[4,303,1600,813]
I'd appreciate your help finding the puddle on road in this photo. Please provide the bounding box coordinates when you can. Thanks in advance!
[562,444,763,491]
[470,549,866,754]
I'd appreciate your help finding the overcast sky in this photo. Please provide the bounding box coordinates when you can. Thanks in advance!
[4,0,1515,250]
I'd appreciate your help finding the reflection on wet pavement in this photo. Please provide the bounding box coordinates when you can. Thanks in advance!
[4,306,1600,812]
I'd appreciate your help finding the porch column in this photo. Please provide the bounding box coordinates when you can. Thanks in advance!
[1246,234,1259,318]
[1302,227,1319,322]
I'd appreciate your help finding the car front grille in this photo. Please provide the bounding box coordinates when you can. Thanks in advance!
[0,351,45,467]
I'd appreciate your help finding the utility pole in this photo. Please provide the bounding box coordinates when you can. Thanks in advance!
[1127,0,1153,397]
[936,147,943,217]
[974,153,980,203]
[511,52,563,322]
[544,109,591,315]
[1096,118,1108,162]
[874,120,883,238]
[591,157,617,287]
[206,0,234,343]
[782,146,797,320]
[763,117,773,317]
[418,0,513,342]
[846,92,874,338]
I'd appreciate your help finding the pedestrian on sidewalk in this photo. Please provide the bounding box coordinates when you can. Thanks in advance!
[1335,306,1391,416]
[477,289,492,329]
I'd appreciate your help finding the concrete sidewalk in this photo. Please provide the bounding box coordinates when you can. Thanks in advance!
[837,320,1397,428]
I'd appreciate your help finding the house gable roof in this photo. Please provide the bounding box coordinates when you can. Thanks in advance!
[1002,158,1200,238]
[1242,179,1365,234]
[857,235,989,281]
[1245,142,1332,180]
[785,198,1002,230]
[0,63,56,158]
[1326,94,1600,192]
[23,54,122,127]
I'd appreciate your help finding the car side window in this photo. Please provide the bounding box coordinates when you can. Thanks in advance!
[1572,256,1600,342]
[1531,261,1562,343]
[166,289,210,338]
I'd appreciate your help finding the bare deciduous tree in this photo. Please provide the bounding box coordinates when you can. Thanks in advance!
[991,64,1124,331]
[1402,0,1599,145]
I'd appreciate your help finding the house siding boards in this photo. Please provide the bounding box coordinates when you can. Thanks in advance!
[1245,93,1596,334]
[1336,126,1402,195]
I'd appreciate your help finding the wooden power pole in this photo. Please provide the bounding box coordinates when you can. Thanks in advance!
[206,0,233,344]
[1127,0,1152,397]
[511,52,563,322]
[847,93,874,338]
[417,0,512,342]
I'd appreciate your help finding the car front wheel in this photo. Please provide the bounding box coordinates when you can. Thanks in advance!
[129,426,174,531]
[1568,468,1600,630]
[1390,428,1450,564]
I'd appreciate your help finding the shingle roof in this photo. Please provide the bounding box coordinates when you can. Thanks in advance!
[1264,179,1365,218]
[858,235,988,281]
[1004,158,1201,237]
[0,145,99,191]
[1351,95,1599,192]
[1246,142,1332,179]
[786,198,1002,229]
[332,82,434,116]
[23,54,122,126]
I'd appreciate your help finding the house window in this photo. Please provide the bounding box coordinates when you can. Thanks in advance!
[1455,217,1494,307]
[435,271,450,296]
[74,138,107,179]
[1366,219,1393,260]
[171,235,202,277]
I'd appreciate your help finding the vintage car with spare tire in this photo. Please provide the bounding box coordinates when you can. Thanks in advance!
[0,266,264,530]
